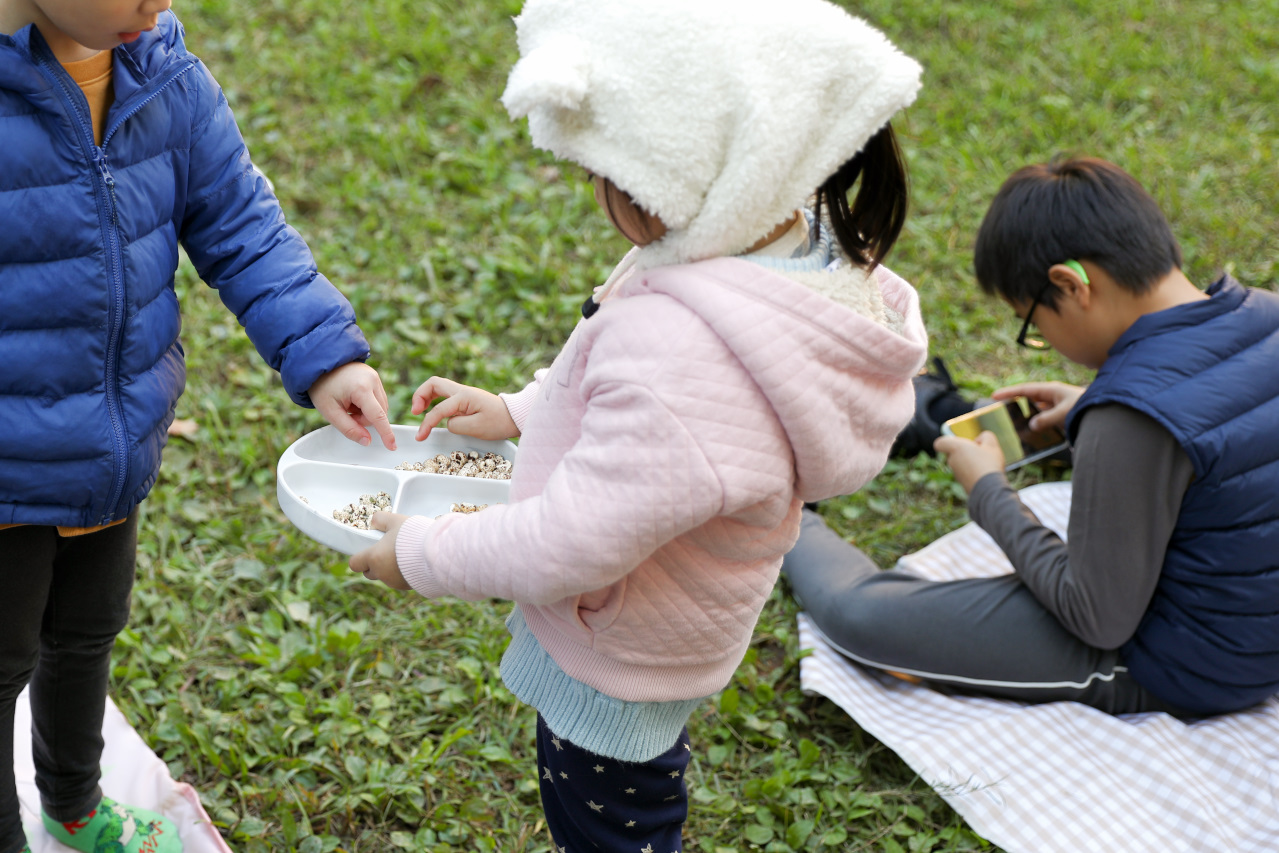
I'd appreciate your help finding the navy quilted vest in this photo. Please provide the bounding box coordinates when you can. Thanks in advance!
[1067,276,1279,714]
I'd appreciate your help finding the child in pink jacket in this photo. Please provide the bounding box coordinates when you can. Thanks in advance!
[352,0,928,846]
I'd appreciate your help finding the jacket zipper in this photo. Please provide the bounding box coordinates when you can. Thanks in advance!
[33,42,194,524]
[93,147,128,525]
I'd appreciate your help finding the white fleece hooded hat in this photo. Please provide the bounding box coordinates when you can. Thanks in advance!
[502,0,923,268]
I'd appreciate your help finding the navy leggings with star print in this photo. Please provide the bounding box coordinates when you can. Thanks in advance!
[536,714,691,851]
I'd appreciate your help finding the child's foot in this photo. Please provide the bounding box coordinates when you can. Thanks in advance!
[42,796,181,853]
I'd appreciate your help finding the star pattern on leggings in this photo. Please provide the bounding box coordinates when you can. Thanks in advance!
[539,723,690,852]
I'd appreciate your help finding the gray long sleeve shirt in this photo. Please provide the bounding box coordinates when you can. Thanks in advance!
[967,403,1196,650]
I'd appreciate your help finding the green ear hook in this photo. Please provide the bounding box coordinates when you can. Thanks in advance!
[1064,259,1091,285]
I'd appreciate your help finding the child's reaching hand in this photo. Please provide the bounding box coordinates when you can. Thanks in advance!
[309,362,397,449]
[413,376,520,441]
[350,511,411,589]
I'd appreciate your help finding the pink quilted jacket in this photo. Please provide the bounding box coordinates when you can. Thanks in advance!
[396,256,928,702]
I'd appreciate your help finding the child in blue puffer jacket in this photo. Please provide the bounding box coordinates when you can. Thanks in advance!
[0,1,397,851]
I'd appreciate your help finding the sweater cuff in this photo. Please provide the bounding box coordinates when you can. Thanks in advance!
[395,515,446,598]
[499,382,540,432]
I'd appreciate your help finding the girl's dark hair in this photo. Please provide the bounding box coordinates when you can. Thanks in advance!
[814,122,908,270]
[973,157,1183,309]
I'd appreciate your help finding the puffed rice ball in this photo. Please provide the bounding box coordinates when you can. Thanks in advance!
[332,491,393,529]
[395,451,512,480]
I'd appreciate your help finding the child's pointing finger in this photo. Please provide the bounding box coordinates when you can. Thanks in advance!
[349,384,397,450]
[411,376,462,415]
[417,392,466,440]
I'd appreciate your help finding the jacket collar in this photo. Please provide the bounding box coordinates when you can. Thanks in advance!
[1,12,186,102]
[112,11,188,105]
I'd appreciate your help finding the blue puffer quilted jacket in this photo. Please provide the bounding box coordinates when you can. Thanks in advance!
[0,13,371,528]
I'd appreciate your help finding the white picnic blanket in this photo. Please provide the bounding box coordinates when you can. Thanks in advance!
[15,688,232,853]
[798,482,1279,853]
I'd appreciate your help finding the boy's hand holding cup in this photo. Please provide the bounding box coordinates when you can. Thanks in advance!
[936,381,1085,493]
[934,431,1007,493]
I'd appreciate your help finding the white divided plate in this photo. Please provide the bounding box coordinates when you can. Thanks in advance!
[276,424,516,555]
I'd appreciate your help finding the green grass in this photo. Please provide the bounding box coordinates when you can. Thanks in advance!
[115,0,1279,850]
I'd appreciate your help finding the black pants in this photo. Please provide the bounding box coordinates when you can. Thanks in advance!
[782,510,1186,715]
[536,714,690,851]
[0,514,138,853]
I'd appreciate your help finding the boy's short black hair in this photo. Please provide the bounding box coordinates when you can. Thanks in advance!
[973,157,1183,309]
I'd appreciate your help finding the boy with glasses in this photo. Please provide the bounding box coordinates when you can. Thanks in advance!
[783,156,1279,717]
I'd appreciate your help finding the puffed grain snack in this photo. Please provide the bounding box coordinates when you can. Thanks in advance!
[333,491,393,529]
[395,451,513,479]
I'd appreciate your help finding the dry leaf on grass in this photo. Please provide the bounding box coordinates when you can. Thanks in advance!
[167,418,199,438]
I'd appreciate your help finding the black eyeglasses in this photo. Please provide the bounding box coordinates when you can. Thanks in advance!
[1016,281,1053,350]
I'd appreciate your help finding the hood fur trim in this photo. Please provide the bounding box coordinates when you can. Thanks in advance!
[503,0,922,268]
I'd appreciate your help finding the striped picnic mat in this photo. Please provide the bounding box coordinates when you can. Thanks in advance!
[798,482,1279,853]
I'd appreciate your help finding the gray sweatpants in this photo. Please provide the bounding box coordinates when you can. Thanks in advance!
[782,511,1187,715]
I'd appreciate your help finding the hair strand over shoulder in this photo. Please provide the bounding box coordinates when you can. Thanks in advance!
[815,122,909,271]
